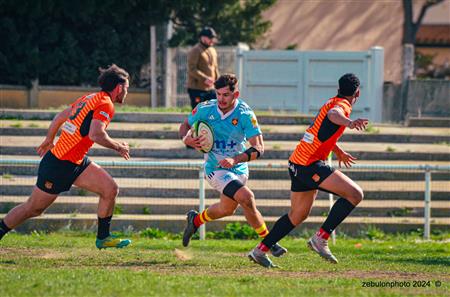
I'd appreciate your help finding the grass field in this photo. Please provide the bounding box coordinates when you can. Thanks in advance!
[0,232,448,297]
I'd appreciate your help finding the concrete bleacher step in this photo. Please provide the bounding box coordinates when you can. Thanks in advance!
[2,126,449,144]
[1,196,449,218]
[2,154,448,165]
[2,163,449,181]
[2,119,449,142]
[1,176,449,200]
[407,116,450,127]
[1,109,448,233]
[1,136,449,161]
[3,146,449,161]
[0,109,314,125]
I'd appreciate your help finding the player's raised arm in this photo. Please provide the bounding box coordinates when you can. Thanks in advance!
[89,119,129,160]
[36,107,72,157]
[327,106,368,131]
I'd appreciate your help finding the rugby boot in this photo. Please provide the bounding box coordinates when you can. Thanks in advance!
[270,242,288,257]
[248,247,277,268]
[96,234,131,249]
[307,234,338,264]
[182,210,198,247]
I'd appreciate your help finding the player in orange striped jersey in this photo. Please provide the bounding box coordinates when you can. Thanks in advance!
[0,65,132,249]
[249,73,368,268]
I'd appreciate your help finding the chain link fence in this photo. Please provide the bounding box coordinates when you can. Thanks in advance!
[1,159,449,238]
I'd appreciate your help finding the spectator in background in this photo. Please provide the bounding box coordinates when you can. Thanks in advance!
[187,27,220,109]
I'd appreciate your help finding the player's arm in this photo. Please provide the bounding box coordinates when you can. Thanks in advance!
[36,107,71,157]
[179,119,204,150]
[327,107,368,131]
[89,119,130,160]
[219,134,264,168]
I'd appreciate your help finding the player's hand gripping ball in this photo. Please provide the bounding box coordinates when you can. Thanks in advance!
[192,121,214,153]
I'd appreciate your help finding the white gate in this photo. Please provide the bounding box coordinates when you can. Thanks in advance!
[239,47,384,122]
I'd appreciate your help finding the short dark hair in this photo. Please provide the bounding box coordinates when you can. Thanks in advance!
[338,73,360,96]
[98,64,129,92]
[214,74,238,92]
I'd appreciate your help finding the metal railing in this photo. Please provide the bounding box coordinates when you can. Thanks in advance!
[0,159,449,239]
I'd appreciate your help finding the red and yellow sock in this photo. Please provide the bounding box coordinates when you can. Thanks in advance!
[255,223,269,238]
[193,209,213,228]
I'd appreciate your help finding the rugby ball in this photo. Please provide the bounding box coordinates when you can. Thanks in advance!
[193,120,214,153]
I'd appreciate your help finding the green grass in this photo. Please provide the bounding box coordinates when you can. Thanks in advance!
[9,121,23,128]
[386,146,396,152]
[2,173,14,180]
[364,123,380,134]
[272,144,282,150]
[0,232,448,297]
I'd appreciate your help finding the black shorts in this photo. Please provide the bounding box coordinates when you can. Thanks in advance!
[288,160,335,192]
[36,151,91,194]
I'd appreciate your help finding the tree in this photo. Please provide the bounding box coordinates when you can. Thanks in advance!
[169,0,276,46]
[402,0,444,80]
[0,0,276,86]
[0,0,173,86]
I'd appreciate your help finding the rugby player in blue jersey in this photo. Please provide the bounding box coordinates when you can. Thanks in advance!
[179,74,286,258]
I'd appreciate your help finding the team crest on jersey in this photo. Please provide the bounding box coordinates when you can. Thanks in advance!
[44,181,53,190]
[192,107,198,115]
[232,118,238,125]
[250,116,258,128]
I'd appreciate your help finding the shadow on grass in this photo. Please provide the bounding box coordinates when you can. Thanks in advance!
[116,260,170,267]
[115,260,200,269]
[392,257,450,266]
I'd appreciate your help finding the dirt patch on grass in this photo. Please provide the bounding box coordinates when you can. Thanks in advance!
[1,247,448,282]
[0,247,67,260]
[89,262,449,281]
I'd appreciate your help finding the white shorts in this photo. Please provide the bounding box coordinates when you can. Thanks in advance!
[206,170,248,194]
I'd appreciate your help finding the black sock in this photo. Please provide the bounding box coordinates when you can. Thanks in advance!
[261,214,296,249]
[97,216,112,240]
[0,220,12,240]
[321,198,355,234]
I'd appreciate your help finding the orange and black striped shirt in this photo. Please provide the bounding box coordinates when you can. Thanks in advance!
[51,91,114,164]
[290,96,352,166]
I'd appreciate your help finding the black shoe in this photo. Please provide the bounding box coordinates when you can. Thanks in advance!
[248,247,277,268]
[182,210,199,247]
[270,243,288,257]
